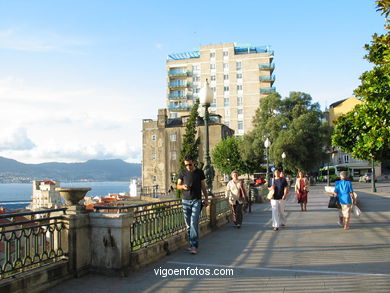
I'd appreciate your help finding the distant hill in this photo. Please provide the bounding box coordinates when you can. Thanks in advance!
[0,156,141,182]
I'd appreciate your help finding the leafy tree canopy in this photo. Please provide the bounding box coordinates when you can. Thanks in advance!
[211,136,245,175]
[332,0,390,162]
[250,92,331,173]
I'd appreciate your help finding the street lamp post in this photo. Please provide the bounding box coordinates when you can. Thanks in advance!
[371,159,377,192]
[264,138,271,186]
[281,152,286,172]
[199,79,214,194]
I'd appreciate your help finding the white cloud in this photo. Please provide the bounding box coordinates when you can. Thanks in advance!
[0,28,89,54]
[0,128,36,151]
[0,76,144,163]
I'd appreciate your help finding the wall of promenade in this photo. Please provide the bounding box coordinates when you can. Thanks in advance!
[0,195,231,293]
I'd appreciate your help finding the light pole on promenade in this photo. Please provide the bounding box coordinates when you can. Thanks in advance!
[371,159,377,192]
[199,79,214,194]
[264,138,271,186]
[281,152,286,172]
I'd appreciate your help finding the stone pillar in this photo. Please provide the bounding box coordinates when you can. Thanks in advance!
[63,207,91,278]
[208,197,217,230]
[89,212,134,276]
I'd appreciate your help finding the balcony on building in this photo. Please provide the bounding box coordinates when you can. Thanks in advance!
[259,75,276,82]
[234,45,274,56]
[168,92,187,99]
[168,69,191,77]
[168,80,188,88]
[259,63,275,70]
[168,104,192,111]
[260,87,276,94]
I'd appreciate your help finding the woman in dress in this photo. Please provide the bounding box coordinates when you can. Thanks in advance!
[295,170,309,211]
[225,170,248,229]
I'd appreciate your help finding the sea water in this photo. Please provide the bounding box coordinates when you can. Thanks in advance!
[0,181,130,210]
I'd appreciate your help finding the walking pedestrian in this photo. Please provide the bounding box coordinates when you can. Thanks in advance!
[225,170,249,229]
[334,171,355,230]
[295,170,309,211]
[270,168,289,231]
[177,155,209,254]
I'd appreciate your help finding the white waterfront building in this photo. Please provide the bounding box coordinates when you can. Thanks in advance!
[28,180,63,210]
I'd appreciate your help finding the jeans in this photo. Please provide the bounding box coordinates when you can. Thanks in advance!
[182,199,202,248]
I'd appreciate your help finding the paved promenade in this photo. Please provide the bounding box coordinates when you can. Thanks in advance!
[47,183,390,293]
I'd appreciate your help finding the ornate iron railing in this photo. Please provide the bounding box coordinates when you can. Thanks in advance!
[95,198,214,251]
[214,193,231,216]
[0,208,68,279]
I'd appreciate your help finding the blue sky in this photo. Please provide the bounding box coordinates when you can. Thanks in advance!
[0,0,386,164]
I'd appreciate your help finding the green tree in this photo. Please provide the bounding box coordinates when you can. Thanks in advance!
[176,100,200,198]
[332,0,390,162]
[211,136,245,175]
[249,92,331,172]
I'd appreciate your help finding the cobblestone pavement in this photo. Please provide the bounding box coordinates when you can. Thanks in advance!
[46,183,390,293]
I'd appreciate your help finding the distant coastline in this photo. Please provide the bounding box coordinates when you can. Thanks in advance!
[0,156,141,183]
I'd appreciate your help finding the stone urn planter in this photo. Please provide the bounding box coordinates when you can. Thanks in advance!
[56,187,91,206]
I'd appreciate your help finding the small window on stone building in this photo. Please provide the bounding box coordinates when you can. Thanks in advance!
[170,134,177,141]
[151,135,157,141]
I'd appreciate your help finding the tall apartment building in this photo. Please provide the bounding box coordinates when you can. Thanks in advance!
[166,42,275,135]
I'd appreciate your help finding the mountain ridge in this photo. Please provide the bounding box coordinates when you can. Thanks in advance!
[0,156,141,182]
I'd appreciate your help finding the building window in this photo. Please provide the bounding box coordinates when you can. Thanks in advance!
[237,97,243,106]
[170,134,177,141]
[223,51,229,57]
[151,153,156,160]
[152,175,157,182]
[237,73,242,79]
[210,64,216,70]
[210,52,216,58]
[238,121,244,130]
[224,108,230,117]
[224,86,229,92]
[237,85,243,91]
[151,135,157,141]
[192,65,200,71]
[211,87,216,92]
[211,75,216,81]
[344,155,349,163]
[223,74,229,80]
[223,63,229,69]
[224,98,230,107]
[237,109,243,115]
[171,151,177,160]
[193,76,200,82]
[236,61,242,70]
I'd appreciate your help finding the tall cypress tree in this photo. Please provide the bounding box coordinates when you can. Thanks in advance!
[176,100,200,198]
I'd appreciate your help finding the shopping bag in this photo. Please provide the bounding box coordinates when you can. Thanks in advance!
[267,189,274,200]
[328,196,341,209]
[353,205,362,216]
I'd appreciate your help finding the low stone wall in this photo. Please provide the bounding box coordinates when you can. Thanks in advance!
[0,261,70,293]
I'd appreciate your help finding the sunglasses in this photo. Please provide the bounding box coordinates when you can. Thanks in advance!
[185,164,193,167]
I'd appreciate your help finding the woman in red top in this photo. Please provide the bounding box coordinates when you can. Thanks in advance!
[295,170,309,211]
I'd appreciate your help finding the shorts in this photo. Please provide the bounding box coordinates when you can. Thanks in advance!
[339,204,352,218]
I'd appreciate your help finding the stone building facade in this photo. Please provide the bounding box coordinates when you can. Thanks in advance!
[166,42,275,135]
[142,109,234,193]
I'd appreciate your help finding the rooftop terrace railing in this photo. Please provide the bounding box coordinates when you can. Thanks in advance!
[0,208,68,279]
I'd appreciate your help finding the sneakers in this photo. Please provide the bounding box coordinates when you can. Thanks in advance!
[337,220,343,227]
[189,247,198,254]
